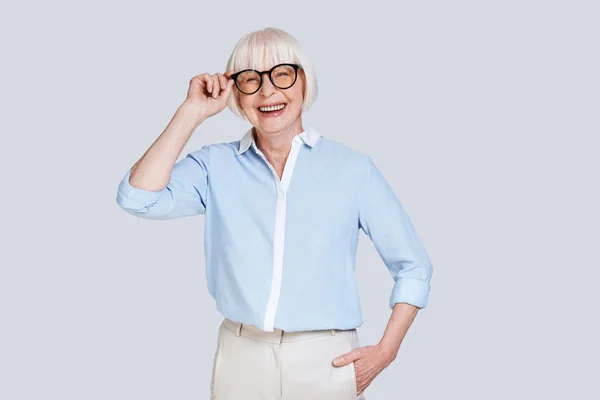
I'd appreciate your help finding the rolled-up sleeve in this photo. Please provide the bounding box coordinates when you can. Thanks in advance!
[116,146,210,220]
[358,156,433,309]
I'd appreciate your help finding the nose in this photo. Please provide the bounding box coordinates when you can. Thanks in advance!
[259,72,276,97]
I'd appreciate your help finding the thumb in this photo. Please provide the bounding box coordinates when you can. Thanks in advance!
[221,79,235,98]
[223,69,236,79]
[332,351,354,367]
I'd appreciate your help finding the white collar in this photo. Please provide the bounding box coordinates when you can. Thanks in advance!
[237,126,321,156]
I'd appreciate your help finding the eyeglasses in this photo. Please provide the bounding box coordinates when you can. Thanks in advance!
[231,63,301,95]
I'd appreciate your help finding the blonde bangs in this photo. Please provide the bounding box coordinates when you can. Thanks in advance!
[230,31,298,72]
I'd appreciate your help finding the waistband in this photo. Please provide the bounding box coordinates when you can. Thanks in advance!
[222,318,353,344]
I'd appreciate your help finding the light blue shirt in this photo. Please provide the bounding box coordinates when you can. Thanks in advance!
[116,126,433,332]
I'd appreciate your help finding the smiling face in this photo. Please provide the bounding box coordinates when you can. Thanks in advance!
[236,64,305,135]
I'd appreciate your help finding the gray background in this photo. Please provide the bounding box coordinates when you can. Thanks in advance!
[1,0,598,399]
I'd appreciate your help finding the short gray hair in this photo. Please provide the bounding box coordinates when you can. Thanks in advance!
[225,27,319,120]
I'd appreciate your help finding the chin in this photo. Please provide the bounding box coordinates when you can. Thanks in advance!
[257,120,289,132]
[247,108,301,131]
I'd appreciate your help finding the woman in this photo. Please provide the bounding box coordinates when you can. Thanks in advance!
[116,27,433,400]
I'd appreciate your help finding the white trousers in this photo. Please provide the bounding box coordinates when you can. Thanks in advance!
[210,318,367,400]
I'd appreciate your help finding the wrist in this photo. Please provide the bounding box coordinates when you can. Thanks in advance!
[178,102,209,125]
[376,341,398,364]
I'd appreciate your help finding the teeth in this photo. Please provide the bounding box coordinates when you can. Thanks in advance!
[259,104,285,112]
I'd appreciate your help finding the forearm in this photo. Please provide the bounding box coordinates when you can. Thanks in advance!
[129,103,208,191]
[376,302,419,363]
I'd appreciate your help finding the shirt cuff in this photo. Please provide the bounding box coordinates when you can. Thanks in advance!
[389,277,431,309]
[116,168,166,211]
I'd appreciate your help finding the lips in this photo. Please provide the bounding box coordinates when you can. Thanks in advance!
[258,103,287,113]
[259,103,286,108]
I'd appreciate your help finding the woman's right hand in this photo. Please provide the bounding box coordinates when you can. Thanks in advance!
[182,71,236,119]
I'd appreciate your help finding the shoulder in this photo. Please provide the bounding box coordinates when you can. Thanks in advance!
[317,135,372,172]
[187,140,241,164]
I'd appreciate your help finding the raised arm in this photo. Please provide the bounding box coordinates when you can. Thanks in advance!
[116,143,210,220]
[116,71,235,219]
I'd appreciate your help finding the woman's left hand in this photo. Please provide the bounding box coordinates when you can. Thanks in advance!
[332,343,396,396]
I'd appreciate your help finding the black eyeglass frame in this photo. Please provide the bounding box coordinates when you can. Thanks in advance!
[230,63,302,95]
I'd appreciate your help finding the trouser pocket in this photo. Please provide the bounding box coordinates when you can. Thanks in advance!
[210,324,226,399]
[327,330,360,399]
[347,330,359,398]
[210,321,275,399]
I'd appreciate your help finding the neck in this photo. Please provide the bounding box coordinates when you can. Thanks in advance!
[253,120,304,156]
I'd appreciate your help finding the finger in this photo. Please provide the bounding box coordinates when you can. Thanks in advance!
[223,69,235,79]
[212,75,220,98]
[332,353,351,367]
[197,73,211,94]
[192,73,210,94]
[336,348,362,366]
[194,73,210,83]
[221,78,235,98]
[216,73,227,90]
[223,70,236,92]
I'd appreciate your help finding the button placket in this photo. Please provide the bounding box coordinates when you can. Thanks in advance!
[259,137,302,331]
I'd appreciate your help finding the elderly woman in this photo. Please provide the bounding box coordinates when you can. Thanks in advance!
[116,27,433,400]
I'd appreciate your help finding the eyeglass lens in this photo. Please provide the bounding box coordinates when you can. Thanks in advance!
[235,64,296,94]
